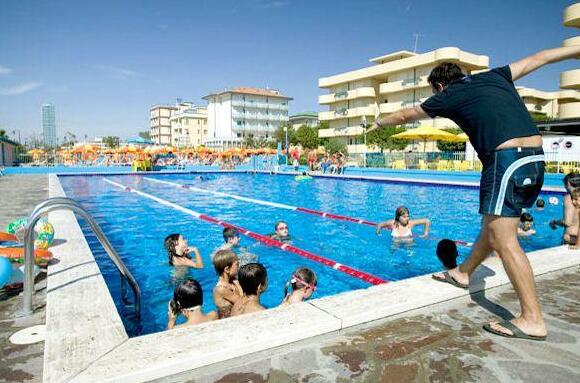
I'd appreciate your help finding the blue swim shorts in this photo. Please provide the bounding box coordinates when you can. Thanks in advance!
[479,147,545,217]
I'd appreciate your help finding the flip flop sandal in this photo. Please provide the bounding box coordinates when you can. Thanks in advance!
[431,271,469,289]
[483,320,547,341]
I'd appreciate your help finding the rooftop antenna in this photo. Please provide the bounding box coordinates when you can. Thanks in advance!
[413,33,423,53]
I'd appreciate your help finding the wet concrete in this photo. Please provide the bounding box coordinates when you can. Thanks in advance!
[0,175,48,383]
[168,267,580,383]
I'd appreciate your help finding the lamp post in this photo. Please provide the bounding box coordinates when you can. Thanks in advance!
[361,116,367,168]
[284,126,288,165]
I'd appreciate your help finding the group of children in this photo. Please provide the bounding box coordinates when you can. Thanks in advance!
[164,224,311,329]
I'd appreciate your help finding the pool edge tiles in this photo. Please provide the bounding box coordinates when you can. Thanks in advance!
[44,174,128,383]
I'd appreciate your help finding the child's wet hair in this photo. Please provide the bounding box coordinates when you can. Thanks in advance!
[520,212,534,222]
[170,278,203,314]
[238,263,267,295]
[394,206,409,222]
[535,198,545,208]
[213,249,238,275]
[222,227,239,243]
[164,233,181,265]
[436,239,458,269]
[284,267,317,297]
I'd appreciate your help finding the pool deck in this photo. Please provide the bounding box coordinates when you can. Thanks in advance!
[0,171,578,383]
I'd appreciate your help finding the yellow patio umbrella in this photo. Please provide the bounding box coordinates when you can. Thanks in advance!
[391,126,464,152]
[456,132,469,142]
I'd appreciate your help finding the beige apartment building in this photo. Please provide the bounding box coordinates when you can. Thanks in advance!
[169,103,208,148]
[317,47,489,154]
[560,2,580,119]
[150,104,177,145]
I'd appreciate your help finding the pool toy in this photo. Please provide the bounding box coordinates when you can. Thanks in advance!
[294,175,312,181]
[0,232,18,243]
[0,257,11,288]
[0,247,53,266]
[548,197,559,205]
[5,217,54,249]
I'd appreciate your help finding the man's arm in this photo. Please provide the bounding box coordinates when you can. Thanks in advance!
[367,106,429,133]
[510,45,580,82]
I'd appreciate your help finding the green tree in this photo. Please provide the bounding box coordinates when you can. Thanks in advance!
[0,129,6,137]
[243,133,256,148]
[364,125,408,152]
[102,136,120,148]
[295,125,319,148]
[322,138,347,154]
[274,124,297,145]
[436,128,466,151]
[138,131,151,140]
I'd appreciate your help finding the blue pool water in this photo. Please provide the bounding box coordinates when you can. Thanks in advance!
[59,172,565,336]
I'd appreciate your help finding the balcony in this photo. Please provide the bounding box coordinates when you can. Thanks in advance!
[319,106,377,121]
[563,36,580,47]
[318,87,376,105]
[558,102,580,119]
[379,76,429,94]
[564,3,580,27]
[560,69,580,89]
[318,126,364,138]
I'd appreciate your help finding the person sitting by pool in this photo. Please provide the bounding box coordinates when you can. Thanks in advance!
[535,198,545,211]
[167,278,217,329]
[164,234,204,268]
[212,227,258,266]
[375,206,431,240]
[212,249,243,319]
[517,212,536,236]
[269,221,292,242]
[549,173,579,245]
[436,239,459,270]
[231,263,268,316]
[280,267,317,307]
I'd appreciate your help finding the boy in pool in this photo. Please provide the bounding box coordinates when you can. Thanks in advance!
[269,221,292,242]
[212,227,258,266]
[167,279,217,329]
[212,249,243,319]
[231,263,268,316]
[569,188,580,250]
[164,234,204,268]
[549,173,579,245]
[436,239,459,270]
[535,198,545,211]
[280,267,317,307]
[517,213,536,236]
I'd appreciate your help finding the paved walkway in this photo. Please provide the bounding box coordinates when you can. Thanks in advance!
[170,267,580,383]
[0,175,47,383]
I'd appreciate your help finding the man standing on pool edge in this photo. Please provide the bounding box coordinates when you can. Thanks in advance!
[367,44,580,341]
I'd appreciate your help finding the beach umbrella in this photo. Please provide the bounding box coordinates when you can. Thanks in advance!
[391,126,465,152]
[456,132,469,142]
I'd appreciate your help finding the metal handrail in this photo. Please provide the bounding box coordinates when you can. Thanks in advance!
[21,197,141,319]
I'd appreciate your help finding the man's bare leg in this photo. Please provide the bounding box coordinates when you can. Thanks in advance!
[485,216,546,337]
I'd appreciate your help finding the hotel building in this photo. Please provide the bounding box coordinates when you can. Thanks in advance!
[169,103,208,148]
[150,104,177,145]
[203,87,292,151]
[41,103,57,148]
[289,112,319,129]
[560,2,580,119]
[317,47,489,154]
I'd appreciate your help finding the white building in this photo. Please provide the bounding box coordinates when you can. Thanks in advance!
[169,103,208,148]
[150,104,177,145]
[202,87,292,151]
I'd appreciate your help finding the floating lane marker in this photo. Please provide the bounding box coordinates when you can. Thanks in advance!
[104,178,387,285]
[143,177,472,247]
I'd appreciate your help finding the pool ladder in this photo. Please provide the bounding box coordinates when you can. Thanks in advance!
[19,197,141,320]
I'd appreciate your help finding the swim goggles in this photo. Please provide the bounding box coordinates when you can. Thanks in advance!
[291,274,317,292]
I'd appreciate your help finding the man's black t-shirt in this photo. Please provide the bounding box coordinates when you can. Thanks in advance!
[420,66,539,160]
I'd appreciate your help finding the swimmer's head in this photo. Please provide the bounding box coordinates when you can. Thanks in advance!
[428,62,466,93]
[563,172,579,193]
[535,198,545,209]
[302,171,307,176]
[238,263,268,295]
[285,267,317,299]
[170,278,203,314]
[436,239,458,269]
[571,188,580,209]
[520,212,534,231]
[164,233,188,264]
[275,221,289,237]
[223,227,240,246]
[394,206,410,225]
[213,249,239,277]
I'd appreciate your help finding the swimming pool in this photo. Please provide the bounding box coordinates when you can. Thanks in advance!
[58,172,565,336]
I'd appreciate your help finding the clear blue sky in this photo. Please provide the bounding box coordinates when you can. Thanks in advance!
[0,0,577,141]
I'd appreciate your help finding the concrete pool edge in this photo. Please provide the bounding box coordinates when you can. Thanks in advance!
[44,173,578,382]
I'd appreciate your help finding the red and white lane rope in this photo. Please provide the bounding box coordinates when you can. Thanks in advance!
[104,178,387,285]
[143,177,473,247]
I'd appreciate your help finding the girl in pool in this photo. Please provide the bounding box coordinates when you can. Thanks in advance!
[164,233,204,268]
[375,206,431,240]
[167,279,217,329]
[280,267,318,306]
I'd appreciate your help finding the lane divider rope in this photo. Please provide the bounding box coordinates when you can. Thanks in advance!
[143,177,472,247]
[104,178,387,285]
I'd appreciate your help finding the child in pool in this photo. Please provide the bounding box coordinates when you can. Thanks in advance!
[280,267,318,306]
[375,206,431,240]
[517,213,536,236]
[164,233,204,268]
[212,249,242,319]
[231,263,268,316]
[436,239,459,270]
[167,279,217,329]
